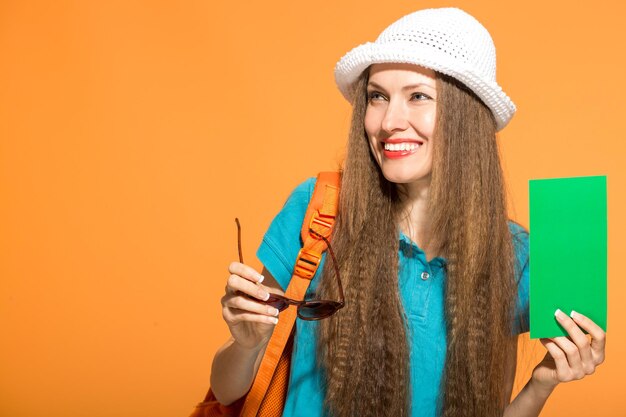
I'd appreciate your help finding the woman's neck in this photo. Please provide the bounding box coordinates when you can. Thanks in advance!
[397,179,433,255]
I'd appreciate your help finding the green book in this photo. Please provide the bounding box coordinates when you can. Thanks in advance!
[529,176,607,339]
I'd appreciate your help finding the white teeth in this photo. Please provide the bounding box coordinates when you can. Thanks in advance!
[384,142,420,151]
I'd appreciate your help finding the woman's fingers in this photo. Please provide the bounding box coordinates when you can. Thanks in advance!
[223,307,279,326]
[554,309,593,374]
[222,262,280,327]
[226,274,271,301]
[534,310,607,387]
[228,261,265,284]
[225,262,271,301]
[570,310,606,366]
[540,338,571,380]
[549,336,585,378]
[220,263,282,349]
[544,309,607,381]
[223,292,280,317]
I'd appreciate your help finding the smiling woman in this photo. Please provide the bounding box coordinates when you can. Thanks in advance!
[365,63,438,186]
[0,1,621,417]
[194,7,607,417]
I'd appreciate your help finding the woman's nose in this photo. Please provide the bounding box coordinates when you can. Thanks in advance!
[381,100,409,133]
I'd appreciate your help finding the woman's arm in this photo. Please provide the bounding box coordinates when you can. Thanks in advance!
[503,366,555,417]
[504,310,606,417]
[210,265,284,405]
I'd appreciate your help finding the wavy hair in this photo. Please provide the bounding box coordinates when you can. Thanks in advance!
[317,67,517,417]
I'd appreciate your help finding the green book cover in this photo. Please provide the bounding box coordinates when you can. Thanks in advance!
[529,176,607,339]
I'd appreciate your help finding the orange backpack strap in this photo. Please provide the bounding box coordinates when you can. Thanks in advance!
[239,171,341,417]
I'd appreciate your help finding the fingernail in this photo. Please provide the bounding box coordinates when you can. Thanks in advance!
[570,310,581,320]
[554,308,566,320]
[268,307,279,316]
[258,274,265,283]
[269,317,278,325]
[258,290,269,301]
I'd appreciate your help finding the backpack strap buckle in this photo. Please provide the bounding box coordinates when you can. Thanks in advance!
[309,213,334,239]
[294,248,322,279]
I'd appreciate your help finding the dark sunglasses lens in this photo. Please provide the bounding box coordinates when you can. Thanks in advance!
[298,301,342,320]
[266,294,289,312]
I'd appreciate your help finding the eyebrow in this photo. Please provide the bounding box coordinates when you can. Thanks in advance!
[367,81,436,92]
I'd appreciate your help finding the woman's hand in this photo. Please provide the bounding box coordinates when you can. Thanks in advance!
[221,262,285,350]
[531,309,606,392]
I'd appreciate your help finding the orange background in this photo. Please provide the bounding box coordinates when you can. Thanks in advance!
[0,1,624,416]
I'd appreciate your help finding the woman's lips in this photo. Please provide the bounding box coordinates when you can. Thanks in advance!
[381,139,423,159]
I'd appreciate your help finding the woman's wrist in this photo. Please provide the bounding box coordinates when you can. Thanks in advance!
[504,377,556,417]
[231,337,268,356]
[527,375,558,400]
[210,338,269,405]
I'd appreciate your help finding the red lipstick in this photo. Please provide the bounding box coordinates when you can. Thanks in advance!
[381,138,423,159]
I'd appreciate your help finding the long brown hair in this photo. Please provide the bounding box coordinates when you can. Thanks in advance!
[317,68,517,417]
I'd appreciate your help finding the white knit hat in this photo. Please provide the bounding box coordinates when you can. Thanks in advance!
[334,7,516,131]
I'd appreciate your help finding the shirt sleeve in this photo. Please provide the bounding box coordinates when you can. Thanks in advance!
[510,223,530,334]
[256,178,316,290]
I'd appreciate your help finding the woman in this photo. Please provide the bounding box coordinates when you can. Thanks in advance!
[210,7,606,417]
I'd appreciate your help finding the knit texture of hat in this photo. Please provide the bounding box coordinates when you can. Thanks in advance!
[334,7,516,131]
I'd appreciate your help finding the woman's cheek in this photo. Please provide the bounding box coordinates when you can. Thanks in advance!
[425,117,436,138]
[412,108,437,139]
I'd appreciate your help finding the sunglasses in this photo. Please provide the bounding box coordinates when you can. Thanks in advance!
[235,218,345,320]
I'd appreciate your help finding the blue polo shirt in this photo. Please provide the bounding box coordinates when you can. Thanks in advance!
[256,178,529,417]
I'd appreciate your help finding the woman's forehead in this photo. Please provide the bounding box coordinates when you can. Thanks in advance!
[368,63,437,86]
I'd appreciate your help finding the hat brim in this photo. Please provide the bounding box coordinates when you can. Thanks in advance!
[334,42,516,131]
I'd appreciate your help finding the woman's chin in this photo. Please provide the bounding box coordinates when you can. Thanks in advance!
[380,168,432,186]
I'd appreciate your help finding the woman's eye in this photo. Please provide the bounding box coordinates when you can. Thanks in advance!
[411,92,432,101]
[367,91,386,101]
